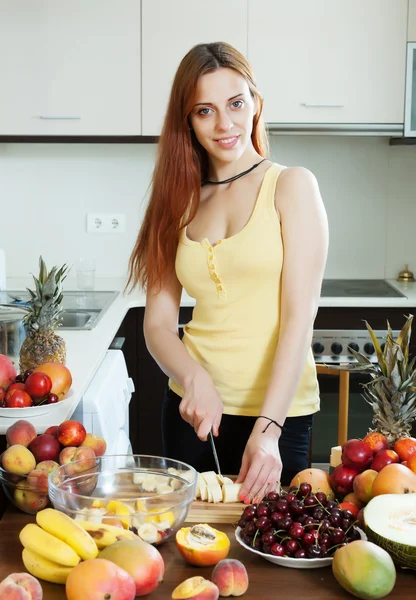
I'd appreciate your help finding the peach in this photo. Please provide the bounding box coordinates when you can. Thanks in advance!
[66,558,136,600]
[352,469,378,503]
[59,446,96,476]
[99,538,164,596]
[172,576,219,600]
[211,559,249,597]
[27,461,59,493]
[2,445,36,475]
[6,420,37,448]
[362,432,389,454]
[176,526,230,567]
[13,482,49,514]
[0,572,43,600]
[0,354,17,391]
[82,433,107,457]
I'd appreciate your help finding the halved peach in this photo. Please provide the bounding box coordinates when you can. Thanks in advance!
[176,524,230,567]
[172,576,219,600]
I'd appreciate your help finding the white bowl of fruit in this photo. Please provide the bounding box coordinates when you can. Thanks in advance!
[235,483,366,569]
[0,355,73,417]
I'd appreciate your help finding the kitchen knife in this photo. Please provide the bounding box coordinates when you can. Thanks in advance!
[208,428,222,476]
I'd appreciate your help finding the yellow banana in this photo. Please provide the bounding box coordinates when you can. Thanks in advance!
[22,547,72,585]
[19,523,81,567]
[76,520,138,549]
[36,508,98,561]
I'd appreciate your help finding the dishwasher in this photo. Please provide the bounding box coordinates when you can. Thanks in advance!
[71,349,134,456]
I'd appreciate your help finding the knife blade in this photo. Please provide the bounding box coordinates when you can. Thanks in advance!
[208,428,222,476]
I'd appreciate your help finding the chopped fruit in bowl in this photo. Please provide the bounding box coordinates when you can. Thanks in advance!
[48,454,197,545]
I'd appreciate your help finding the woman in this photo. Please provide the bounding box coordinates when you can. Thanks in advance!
[127,42,328,503]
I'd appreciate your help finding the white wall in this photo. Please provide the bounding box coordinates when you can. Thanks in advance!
[1,136,415,283]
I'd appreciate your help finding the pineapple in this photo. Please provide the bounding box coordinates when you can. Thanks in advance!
[330,314,416,444]
[19,256,69,372]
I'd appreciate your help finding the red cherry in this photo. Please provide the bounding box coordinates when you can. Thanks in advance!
[47,393,59,404]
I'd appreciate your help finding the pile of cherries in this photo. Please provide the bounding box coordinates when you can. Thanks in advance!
[236,482,361,559]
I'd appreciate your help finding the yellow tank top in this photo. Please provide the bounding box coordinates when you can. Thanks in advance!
[169,163,320,417]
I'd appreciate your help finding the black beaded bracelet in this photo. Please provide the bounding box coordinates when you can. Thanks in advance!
[257,416,284,433]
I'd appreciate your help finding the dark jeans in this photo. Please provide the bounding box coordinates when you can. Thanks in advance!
[161,387,313,486]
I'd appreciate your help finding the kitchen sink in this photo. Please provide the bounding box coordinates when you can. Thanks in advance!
[0,290,119,331]
[60,309,101,329]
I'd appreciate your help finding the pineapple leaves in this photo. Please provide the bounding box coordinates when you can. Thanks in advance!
[363,320,386,374]
[395,314,413,363]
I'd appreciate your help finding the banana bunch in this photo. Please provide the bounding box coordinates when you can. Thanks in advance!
[19,508,99,584]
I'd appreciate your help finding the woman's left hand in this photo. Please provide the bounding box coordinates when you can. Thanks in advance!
[235,420,282,504]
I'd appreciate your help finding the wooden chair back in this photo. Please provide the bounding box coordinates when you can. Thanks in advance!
[315,365,350,446]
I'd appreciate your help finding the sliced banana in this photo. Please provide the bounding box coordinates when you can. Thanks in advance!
[155,483,174,494]
[222,483,242,503]
[142,475,157,492]
[137,523,161,544]
[133,472,146,485]
[199,476,208,501]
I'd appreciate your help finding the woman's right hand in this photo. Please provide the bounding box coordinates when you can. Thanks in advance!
[179,369,223,441]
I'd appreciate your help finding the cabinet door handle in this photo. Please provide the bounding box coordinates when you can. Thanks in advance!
[300,103,344,108]
[37,116,81,120]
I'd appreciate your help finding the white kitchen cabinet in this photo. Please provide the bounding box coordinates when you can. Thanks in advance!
[0,0,141,135]
[141,0,248,136]
[248,0,408,125]
[409,0,416,40]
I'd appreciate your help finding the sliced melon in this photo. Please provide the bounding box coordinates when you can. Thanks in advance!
[364,493,416,569]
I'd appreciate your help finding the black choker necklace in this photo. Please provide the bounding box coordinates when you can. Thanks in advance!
[202,158,268,186]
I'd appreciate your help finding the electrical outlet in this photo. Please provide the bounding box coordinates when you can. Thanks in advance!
[87,213,126,233]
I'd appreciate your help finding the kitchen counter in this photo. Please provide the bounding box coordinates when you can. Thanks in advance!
[0,508,414,599]
[1,276,416,435]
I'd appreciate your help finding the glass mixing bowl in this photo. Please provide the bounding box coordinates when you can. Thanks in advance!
[48,454,197,545]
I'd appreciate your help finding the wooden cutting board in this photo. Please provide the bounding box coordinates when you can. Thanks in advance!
[186,499,244,523]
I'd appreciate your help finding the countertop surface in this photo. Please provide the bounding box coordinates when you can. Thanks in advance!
[1,276,416,434]
[0,509,414,599]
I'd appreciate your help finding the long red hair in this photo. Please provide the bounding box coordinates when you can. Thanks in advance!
[127,42,269,292]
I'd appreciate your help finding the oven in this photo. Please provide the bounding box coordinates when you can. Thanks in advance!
[310,279,412,465]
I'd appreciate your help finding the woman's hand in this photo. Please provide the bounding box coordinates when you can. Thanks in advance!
[235,420,282,504]
[179,368,223,441]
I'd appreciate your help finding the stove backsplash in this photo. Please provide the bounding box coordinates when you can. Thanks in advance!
[1,137,416,280]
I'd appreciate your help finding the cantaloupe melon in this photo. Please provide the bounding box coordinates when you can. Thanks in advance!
[364,494,416,569]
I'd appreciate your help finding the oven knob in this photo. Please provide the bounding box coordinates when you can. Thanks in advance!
[331,342,343,355]
[313,342,324,354]
[348,343,359,353]
[364,342,375,355]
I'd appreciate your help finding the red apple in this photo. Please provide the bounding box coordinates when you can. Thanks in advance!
[57,420,86,447]
[341,438,373,472]
[25,371,52,402]
[330,464,359,495]
[28,434,60,462]
[5,389,32,408]
[371,449,400,472]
